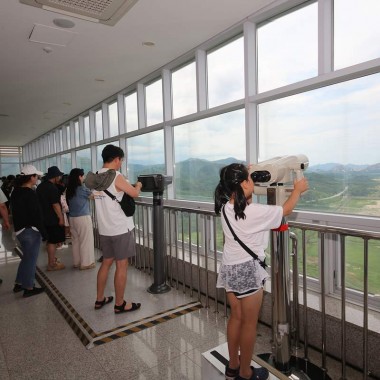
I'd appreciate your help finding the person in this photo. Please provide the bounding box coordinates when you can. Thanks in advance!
[10,165,47,297]
[36,166,66,271]
[57,175,71,240]
[88,144,142,313]
[1,174,15,211]
[66,168,95,270]
[0,188,11,285]
[214,163,308,380]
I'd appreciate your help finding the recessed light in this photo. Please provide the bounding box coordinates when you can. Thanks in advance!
[62,102,71,106]
[95,78,105,82]
[142,41,155,47]
[53,18,75,29]
[0,114,10,117]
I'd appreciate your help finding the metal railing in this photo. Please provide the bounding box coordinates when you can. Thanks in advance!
[92,200,380,379]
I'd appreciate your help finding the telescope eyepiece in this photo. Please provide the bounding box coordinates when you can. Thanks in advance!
[250,170,271,183]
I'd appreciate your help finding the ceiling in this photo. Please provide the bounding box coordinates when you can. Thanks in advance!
[0,0,275,147]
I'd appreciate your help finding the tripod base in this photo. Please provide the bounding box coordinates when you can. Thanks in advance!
[147,282,171,294]
[257,353,332,380]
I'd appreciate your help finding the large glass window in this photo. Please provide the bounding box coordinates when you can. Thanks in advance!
[108,101,119,137]
[83,115,90,144]
[207,36,244,108]
[172,62,197,118]
[65,125,71,149]
[60,153,71,175]
[145,79,163,126]
[124,92,138,132]
[334,0,380,70]
[95,109,103,141]
[127,131,165,183]
[74,121,80,147]
[258,73,380,217]
[257,2,318,92]
[174,109,246,201]
[76,148,91,174]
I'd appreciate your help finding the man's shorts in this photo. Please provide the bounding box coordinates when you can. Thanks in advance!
[45,225,65,244]
[100,230,136,261]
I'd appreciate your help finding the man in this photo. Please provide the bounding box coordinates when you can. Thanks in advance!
[89,144,142,313]
[36,166,65,271]
[0,188,11,284]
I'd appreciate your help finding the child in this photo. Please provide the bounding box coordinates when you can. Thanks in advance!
[214,163,308,380]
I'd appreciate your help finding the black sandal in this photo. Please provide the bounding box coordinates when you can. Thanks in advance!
[114,300,141,313]
[94,296,114,310]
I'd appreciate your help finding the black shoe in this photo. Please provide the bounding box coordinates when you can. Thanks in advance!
[236,366,269,380]
[23,287,44,298]
[13,283,24,293]
[97,255,103,263]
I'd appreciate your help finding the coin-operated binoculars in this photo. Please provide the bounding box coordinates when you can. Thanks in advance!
[138,174,172,294]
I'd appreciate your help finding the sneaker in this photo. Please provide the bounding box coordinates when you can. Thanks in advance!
[79,263,96,270]
[236,366,269,380]
[23,287,44,298]
[13,283,24,293]
[47,262,65,271]
[225,364,240,380]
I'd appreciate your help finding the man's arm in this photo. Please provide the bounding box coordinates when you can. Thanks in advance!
[0,202,10,230]
[52,203,64,226]
[115,175,142,198]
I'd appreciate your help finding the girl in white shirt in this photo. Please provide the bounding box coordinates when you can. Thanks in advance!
[214,163,308,380]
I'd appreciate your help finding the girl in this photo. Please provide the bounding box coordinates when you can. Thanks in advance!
[214,163,308,380]
[66,168,95,270]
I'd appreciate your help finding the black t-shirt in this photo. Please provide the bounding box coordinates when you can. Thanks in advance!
[10,187,47,239]
[36,180,61,226]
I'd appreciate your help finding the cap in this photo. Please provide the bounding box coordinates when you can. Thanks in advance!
[20,164,43,176]
[45,166,64,179]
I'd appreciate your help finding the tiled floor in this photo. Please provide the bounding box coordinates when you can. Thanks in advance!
[0,227,364,380]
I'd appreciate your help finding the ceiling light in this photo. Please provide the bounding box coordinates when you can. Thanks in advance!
[53,18,75,28]
[95,78,105,82]
[142,41,155,47]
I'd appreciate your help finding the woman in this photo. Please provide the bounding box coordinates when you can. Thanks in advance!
[214,163,308,380]
[11,165,46,298]
[66,168,95,270]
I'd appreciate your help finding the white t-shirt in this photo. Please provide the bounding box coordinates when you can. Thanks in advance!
[221,202,283,265]
[93,169,134,236]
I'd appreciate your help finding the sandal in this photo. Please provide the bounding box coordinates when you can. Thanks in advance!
[94,296,114,310]
[114,300,141,314]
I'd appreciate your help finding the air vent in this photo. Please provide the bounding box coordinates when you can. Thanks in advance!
[19,0,138,26]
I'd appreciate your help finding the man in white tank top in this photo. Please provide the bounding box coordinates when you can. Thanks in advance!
[93,145,143,313]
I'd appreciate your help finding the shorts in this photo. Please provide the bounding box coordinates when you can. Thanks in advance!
[45,225,65,244]
[216,258,269,295]
[100,230,136,261]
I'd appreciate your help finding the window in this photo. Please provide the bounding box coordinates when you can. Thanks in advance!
[60,153,71,175]
[74,121,80,147]
[173,109,246,201]
[127,130,165,183]
[76,148,91,174]
[95,109,103,141]
[172,62,197,118]
[145,79,163,126]
[108,101,119,137]
[207,36,244,108]
[58,129,63,152]
[124,92,138,132]
[66,125,71,149]
[83,116,90,144]
[257,2,318,92]
[334,0,380,70]
[258,73,380,218]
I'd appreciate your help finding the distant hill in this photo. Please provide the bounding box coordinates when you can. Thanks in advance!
[308,163,370,172]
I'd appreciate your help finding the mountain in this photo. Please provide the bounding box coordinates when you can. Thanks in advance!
[308,163,369,172]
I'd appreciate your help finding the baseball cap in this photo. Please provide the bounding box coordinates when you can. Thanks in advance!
[20,165,43,176]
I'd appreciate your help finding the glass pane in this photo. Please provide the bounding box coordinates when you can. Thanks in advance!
[74,121,80,147]
[124,92,138,132]
[108,101,119,137]
[39,159,47,174]
[334,0,380,70]
[172,62,197,118]
[258,73,380,217]
[1,163,20,177]
[48,156,57,168]
[66,125,71,149]
[84,116,90,144]
[257,3,318,92]
[95,109,103,141]
[96,141,119,171]
[127,130,165,183]
[58,129,63,152]
[174,109,246,201]
[76,148,92,174]
[60,153,71,175]
[207,36,244,108]
[146,79,163,126]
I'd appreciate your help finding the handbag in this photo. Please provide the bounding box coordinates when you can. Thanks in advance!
[222,205,267,269]
[104,189,135,217]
